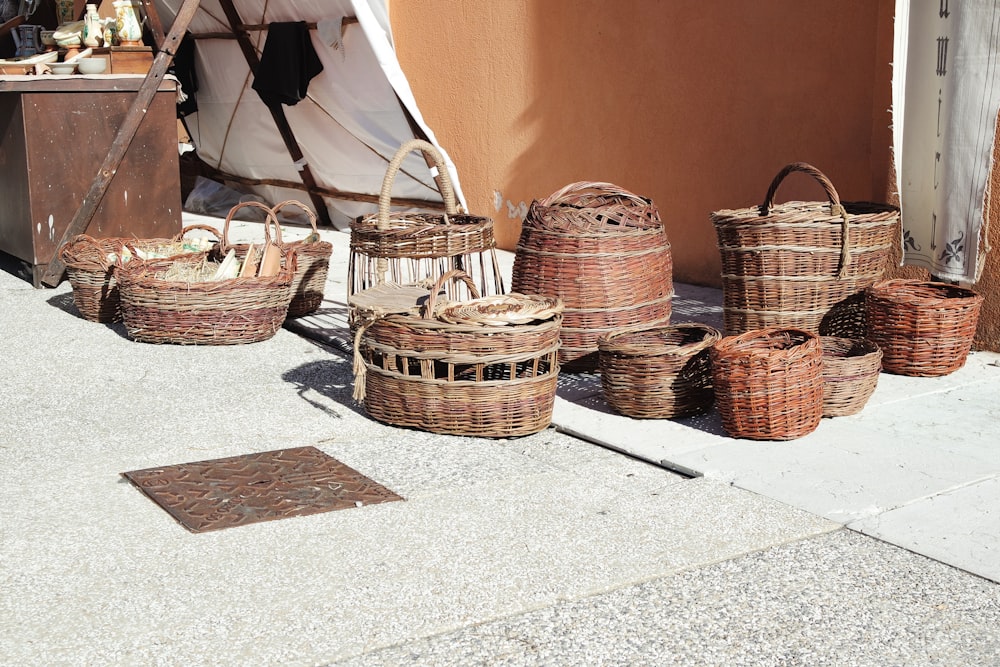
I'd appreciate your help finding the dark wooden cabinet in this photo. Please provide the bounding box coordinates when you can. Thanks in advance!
[0,76,182,286]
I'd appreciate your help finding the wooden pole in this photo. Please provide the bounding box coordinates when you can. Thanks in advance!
[40,0,202,287]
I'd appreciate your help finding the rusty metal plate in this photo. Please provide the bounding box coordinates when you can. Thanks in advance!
[122,446,403,533]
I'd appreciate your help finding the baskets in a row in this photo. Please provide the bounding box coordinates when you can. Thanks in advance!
[597,276,982,440]
[59,199,333,345]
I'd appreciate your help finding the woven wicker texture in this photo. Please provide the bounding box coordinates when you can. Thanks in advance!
[710,328,824,440]
[117,205,296,345]
[271,200,333,318]
[598,322,721,419]
[348,140,503,327]
[819,336,882,417]
[58,225,221,323]
[866,279,983,377]
[512,181,673,370]
[711,163,899,338]
[354,270,562,438]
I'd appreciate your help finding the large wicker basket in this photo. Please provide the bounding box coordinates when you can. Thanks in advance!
[710,328,824,440]
[354,270,562,438]
[512,182,673,370]
[272,199,333,318]
[711,162,899,337]
[117,207,296,345]
[598,322,720,419]
[819,336,882,417]
[58,224,220,323]
[348,140,503,328]
[866,279,983,377]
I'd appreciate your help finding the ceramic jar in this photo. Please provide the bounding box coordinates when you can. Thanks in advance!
[83,4,103,48]
[114,0,143,47]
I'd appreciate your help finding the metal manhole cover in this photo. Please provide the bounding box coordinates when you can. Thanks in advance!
[122,446,403,533]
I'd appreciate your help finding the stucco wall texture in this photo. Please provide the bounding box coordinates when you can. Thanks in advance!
[390,0,1000,350]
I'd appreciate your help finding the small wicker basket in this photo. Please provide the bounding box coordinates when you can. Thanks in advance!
[710,328,824,440]
[117,206,296,345]
[271,199,333,318]
[512,182,673,370]
[819,336,882,417]
[354,270,562,438]
[58,224,220,323]
[866,279,983,377]
[598,322,721,419]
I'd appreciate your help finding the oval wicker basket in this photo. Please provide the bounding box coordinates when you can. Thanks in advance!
[271,199,333,318]
[58,224,220,323]
[819,336,882,417]
[512,181,673,370]
[349,140,503,328]
[117,207,296,345]
[354,270,562,438]
[710,328,824,440]
[598,322,721,419]
[865,279,983,377]
[711,163,899,338]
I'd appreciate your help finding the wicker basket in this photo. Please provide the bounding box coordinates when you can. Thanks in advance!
[819,336,882,417]
[598,322,721,419]
[271,199,333,318]
[711,162,899,338]
[710,328,824,440]
[512,182,673,370]
[348,140,503,328]
[354,270,562,438]
[58,224,220,323]
[866,279,983,377]
[117,207,296,345]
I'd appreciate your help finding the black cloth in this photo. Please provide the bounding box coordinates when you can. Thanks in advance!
[252,21,323,107]
[170,32,199,117]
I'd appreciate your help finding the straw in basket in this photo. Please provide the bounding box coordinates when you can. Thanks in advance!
[348,140,504,329]
[711,162,899,337]
[598,322,721,419]
[866,279,983,377]
[58,224,221,323]
[819,336,882,417]
[710,328,824,440]
[117,205,296,345]
[271,199,333,318]
[512,181,674,371]
[353,270,563,438]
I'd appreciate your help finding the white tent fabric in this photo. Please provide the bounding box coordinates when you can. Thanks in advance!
[154,0,466,227]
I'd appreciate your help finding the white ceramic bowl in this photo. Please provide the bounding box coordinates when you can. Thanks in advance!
[76,58,106,74]
[49,63,77,75]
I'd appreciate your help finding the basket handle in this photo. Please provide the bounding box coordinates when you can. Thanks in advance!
[272,199,319,239]
[759,162,852,278]
[172,223,222,243]
[421,269,482,320]
[58,234,116,271]
[539,181,650,208]
[377,139,458,232]
[220,201,283,252]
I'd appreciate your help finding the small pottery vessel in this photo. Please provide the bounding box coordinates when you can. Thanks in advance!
[114,0,143,47]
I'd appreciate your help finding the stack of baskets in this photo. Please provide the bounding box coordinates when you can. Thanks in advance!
[353,270,563,437]
[116,203,297,345]
[59,224,220,323]
[512,182,673,370]
[711,162,899,338]
[349,140,504,329]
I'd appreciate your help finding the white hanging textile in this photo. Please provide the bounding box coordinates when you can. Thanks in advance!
[892,0,1000,282]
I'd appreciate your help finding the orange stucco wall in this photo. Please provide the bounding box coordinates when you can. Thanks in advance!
[390,0,1000,350]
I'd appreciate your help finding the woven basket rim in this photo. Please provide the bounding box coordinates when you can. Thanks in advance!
[598,322,721,355]
[713,327,817,358]
[868,279,982,304]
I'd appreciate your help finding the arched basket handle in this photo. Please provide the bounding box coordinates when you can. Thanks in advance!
[220,201,282,252]
[421,269,482,320]
[377,139,458,231]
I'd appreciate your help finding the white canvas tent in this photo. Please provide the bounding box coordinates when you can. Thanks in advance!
[153,0,464,228]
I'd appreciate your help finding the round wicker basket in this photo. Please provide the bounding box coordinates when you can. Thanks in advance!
[819,336,882,417]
